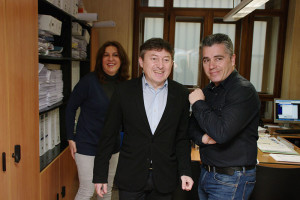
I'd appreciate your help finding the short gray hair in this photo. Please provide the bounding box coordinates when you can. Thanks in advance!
[201,33,234,56]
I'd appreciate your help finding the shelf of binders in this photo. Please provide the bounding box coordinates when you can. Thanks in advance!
[38,0,91,171]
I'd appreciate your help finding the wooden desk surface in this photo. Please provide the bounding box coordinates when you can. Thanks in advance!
[190,131,300,168]
[257,130,300,168]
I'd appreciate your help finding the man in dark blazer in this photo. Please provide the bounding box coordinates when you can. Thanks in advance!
[93,38,193,200]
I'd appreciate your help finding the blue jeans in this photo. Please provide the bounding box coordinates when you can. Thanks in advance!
[198,165,256,200]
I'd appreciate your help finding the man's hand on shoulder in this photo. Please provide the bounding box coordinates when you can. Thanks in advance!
[189,88,205,105]
[181,175,194,191]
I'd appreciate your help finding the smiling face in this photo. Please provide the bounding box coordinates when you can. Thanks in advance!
[202,43,236,86]
[102,46,121,76]
[139,49,173,89]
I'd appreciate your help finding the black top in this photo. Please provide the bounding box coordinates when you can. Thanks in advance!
[66,72,120,156]
[189,70,260,167]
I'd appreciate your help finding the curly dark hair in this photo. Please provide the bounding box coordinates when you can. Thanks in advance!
[94,41,130,83]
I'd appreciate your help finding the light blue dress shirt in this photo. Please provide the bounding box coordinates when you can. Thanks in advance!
[142,75,168,134]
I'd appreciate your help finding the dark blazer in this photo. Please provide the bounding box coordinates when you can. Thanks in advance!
[93,77,192,193]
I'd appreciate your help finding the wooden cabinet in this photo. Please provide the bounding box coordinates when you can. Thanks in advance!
[60,147,79,199]
[0,0,40,199]
[40,147,78,200]
[40,157,60,199]
[1,0,92,199]
[0,1,9,198]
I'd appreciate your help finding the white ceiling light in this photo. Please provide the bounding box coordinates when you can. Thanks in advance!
[223,0,270,22]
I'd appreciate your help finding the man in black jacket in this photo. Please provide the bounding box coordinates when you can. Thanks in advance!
[93,38,193,200]
[189,33,260,200]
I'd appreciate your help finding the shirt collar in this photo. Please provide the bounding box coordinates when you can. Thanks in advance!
[142,74,168,90]
[208,69,238,90]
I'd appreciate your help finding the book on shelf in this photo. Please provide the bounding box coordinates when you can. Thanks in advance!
[54,108,61,145]
[49,110,56,149]
[39,108,61,157]
[39,114,45,156]
[44,112,50,152]
[72,61,80,90]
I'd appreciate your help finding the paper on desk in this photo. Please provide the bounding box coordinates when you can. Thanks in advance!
[264,124,282,128]
[258,126,267,132]
[270,154,300,163]
[257,136,299,155]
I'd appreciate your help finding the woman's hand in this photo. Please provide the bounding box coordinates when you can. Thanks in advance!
[68,140,77,159]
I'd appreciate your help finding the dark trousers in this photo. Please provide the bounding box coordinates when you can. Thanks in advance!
[118,170,172,200]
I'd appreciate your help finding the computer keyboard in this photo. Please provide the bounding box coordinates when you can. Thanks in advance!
[275,129,300,134]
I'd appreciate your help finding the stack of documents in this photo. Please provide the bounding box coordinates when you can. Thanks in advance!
[270,154,300,163]
[38,14,63,57]
[72,35,88,59]
[257,134,299,155]
[72,37,80,59]
[38,30,63,57]
[39,63,64,110]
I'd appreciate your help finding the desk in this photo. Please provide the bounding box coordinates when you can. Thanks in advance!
[189,130,300,200]
[190,133,300,168]
[257,130,300,168]
[252,130,300,200]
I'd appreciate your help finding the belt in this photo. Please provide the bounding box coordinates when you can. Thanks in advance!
[203,164,255,176]
[149,163,153,170]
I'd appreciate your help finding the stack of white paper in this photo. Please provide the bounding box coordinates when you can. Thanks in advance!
[270,154,300,163]
[258,135,299,155]
[39,63,49,110]
[38,63,64,110]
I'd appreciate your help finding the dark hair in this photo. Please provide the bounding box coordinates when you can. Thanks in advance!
[202,33,234,56]
[139,38,174,60]
[94,41,130,83]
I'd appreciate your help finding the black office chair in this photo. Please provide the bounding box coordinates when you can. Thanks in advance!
[250,165,300,200]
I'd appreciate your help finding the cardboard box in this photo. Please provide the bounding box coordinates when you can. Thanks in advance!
[73,28,90,44]
[46,0,55,4]
[70,0,79,16]
[38,14,62,36]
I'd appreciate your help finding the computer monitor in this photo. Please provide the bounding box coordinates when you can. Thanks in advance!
[274,99,300,128]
